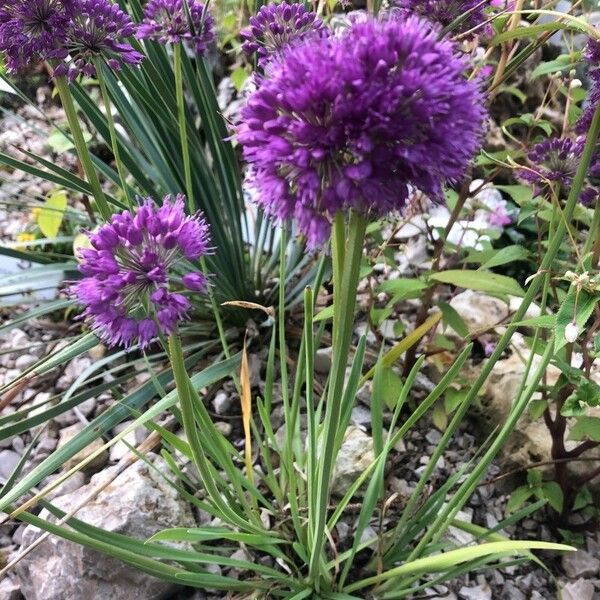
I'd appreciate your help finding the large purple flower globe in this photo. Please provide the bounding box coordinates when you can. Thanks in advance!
[237,15,488,247]
[71,195,211,349]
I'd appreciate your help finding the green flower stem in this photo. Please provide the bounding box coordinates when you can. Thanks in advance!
[309,210,367,589]
[167,332,262,533]
[172,44,231,359]
[582,196,600,268]
[54,74,112,221]
[94,62,131,207]
[402,102,600,565]
[94,60,132,208]
[277,229,303,540]
[173,43,195,212]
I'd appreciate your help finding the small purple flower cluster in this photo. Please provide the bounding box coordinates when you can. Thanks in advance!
[395,0,502,37]
[241,2,325,65]
[56,0,143,79]
[138,0,215,56]
[577,36,600,135]
[0,0,142,77]
[71,195,211,349]
[237,15,487,246]
[520,136,600,205]
[0,0,216,77]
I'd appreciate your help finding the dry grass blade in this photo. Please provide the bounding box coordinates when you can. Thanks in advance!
[240,337,254,487]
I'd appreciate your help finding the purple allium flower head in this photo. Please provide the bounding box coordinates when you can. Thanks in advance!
[0,0,72,72]
[577,36,600,135]
[71,194,211,349]
[394,0,499,37]
[241,2,326,65]
[53,0,143,80]
[137,0,215,55]
[519,136,600,205]
[237,15,487,247]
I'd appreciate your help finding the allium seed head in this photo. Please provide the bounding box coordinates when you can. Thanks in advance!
[71,194,211,349]
[237,15,487,247]
[0,0,72,72]
[241,2,326,65]
[137,0,215,55]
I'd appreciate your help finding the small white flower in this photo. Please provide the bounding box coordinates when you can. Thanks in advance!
[565,322,579,344]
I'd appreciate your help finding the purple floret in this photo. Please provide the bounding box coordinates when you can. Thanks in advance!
[240,2,326,65]
[137,0,215,55]
[519,136,600,205]
[0,0,72,72]
[53,0,143,80]
[237,15,487,247]
[71,194,212,349]
[395,0,501,37]
[577,36,600,135]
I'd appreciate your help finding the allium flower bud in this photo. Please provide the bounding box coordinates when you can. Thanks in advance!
[237,15,487,247]
[240,2,326,65]
[137,0,215,55]
[576,35,600,134]
[565,322,579,344]
[71,194,211,349]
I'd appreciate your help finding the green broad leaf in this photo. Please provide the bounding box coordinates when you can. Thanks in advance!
[431,270,525,297]
[594,333,600,357]
[38,190,68,239]
[513,315,556,329]
[444,387,468,414]
[561,381,600,417]
[539,482,564,513]
[555,288,599,352]
[378,278,427,298]
[530,55,577,80]
[432,401,447,431]
[376,367,403,410]
[568,416,600,442]
[438,302,469,338]
[496,185,534,206]
[314,304,334,322]
[573,486,592,511]
[529,399,548,420]
[230,67,249,92]
[479,246,530,271]
[527,469,542,487]
[506,485,533,513]
[499,86,527,104]
[48,127,91,153]
[492,22,577,45]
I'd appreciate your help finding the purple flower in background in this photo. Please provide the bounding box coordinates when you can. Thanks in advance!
[395,0,499,37]
[138,0,215,55]
[237,15,487,247]
[519,136,600,205]
[241,2,325,65]
[0,0,72,72]
[53,0,143,80]
[577,36,600,135]
[487,203,512,226]
[71,195,211,349]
